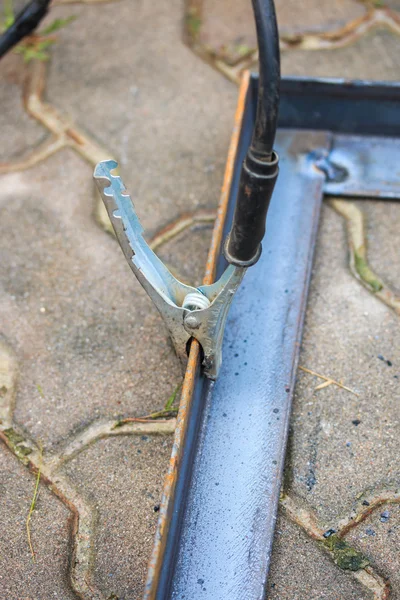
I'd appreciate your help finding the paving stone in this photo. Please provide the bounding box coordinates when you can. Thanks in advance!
[0,1,238,595]
[1,0,400,597]
[346,503,400,598]
[0,445,76,600]
[363,200,400,296]
[0,54,47,162]
[46,0,238,234]
[63,434,172,600]
[266,512,371,599]
[385,0,400,11]
[199,0,366,61]
[286,202,400,526]
[155,220,214,286]
[0,151,182,448]
[275,0,367,34]
[282,29,400,80]
[4,0,26,13]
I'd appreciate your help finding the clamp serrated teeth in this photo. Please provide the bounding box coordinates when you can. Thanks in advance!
[93,160,138,260]
[93,159,118,191]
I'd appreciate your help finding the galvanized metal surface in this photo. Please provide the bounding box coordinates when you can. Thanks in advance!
[94,160,246,379]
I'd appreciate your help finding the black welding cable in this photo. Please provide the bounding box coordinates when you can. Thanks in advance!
[0,0,51,60]
[251,0,280,161]
[225,0,280,266]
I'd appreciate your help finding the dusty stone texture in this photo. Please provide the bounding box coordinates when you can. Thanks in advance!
[0,0,238,595]
[266,513,370,599]
[2,0,26,13]
[46,0,238,235]
[286,203,400,527]
[63,434,172,600]
[0,445,76,600]
[1,0,400,598]
[275,0,367,34]
[0,151,182,448]
[282,29,400,80]
[199,0,367,58]
[385,0,400,11]
[155,221,214,286]
[0,54,47,162]
[346,504,400,599]
[362,200,400,295]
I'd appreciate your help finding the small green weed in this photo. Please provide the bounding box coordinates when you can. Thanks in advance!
[0,0,76,62]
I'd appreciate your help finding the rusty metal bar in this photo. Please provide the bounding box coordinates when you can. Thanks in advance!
[143,72,251,600]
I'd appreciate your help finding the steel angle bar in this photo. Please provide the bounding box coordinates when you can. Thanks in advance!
[145,74,400,600]
[165,129,329,600]
[323,134,400,199]
[279,76,400,201]
[278,76,400,137]
[144,72,330,600]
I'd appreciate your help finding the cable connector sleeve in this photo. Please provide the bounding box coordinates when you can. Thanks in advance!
[225,150,279,266]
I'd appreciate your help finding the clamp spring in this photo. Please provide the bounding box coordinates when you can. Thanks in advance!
[182,292,211,312]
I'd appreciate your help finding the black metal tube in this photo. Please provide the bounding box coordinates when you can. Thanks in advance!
[225,0,280,266]
[0,0,51,60]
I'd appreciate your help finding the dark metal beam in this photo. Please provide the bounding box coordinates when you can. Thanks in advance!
[155,129,329,600]
[146,76,400,600]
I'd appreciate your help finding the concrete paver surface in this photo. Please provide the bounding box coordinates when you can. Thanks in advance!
[0,0,399,598]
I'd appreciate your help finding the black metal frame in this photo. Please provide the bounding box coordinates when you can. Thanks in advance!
[149,76,400,600]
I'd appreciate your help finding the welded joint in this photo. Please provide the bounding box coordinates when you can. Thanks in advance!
[310,149,349,184]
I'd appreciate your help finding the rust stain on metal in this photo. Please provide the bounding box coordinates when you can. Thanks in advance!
[204,70,250,285]
[143,71,251,599]
[143,341,200,599]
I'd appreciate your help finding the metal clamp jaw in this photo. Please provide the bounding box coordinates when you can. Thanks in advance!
[94,160,245,379]
[93,2,280,379]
